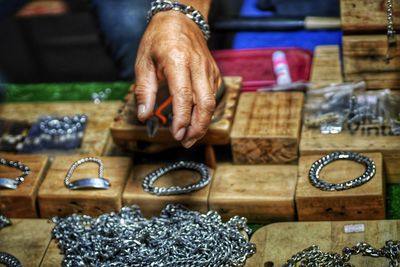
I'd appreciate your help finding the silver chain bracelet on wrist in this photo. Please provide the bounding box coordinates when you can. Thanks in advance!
[142,161,211,196]
[64,157,110,190]
[309,151,376,191]
[0,159,30,190]
[147,0,211,40]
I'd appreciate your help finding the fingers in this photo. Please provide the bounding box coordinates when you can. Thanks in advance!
[163,64,193,141]
[134,56,158,122]
[182,60,216,148]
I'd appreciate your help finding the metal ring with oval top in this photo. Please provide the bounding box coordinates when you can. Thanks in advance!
[64,157,110,190]
[309,151,376,191]
[142,161,211,196]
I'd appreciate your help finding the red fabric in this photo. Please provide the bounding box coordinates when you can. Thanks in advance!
[212,48,312,91]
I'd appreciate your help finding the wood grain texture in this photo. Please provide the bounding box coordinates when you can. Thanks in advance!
[208,164,297,223]
[110,77,241,146]
[231,92,304,164]
[38,155,132,218]
[343,35,400,89]
[341,0,400,32]
[122,164,213,218]
[41,240,63,267]
[246,220,400,267]
[295,153,385,221]
[310,46,343,88]
[0,219,53,267]
[0,101,121,155]
[0,154,48,218]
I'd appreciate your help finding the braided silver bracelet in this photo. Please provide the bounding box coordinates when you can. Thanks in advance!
[147,0,211,40]
[64,157,110,190]
[0,159,30,190]
[309,151,376,191]
[142,161,211,195]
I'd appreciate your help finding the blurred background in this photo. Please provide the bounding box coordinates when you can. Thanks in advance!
[0,0,341,84]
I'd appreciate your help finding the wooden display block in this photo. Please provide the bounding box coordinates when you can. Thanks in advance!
[0,101,121,155]
[0,219,53,267]
[208,164,297,223]
[0,154,48,218]
[300,127,400,183]
[110,77,241,147]
[343,35,400,89]
[295,153,385,221]
[122,164,213,218]
[341,0,400,32]
[310,45,343,88]
[246,220,400,267]
[231,92,304,164]
[38,155,132,218]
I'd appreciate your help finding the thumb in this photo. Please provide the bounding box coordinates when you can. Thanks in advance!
[134,58,158,122]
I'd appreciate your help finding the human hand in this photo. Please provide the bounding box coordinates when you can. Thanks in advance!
[134,7,221,148]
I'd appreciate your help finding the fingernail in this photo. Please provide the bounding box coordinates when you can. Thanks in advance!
[183,139,196,148]
[138,104,146,117]
[175,128,186,141]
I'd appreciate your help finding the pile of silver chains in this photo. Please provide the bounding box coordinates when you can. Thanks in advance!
[52,204,256,267]
[282,240,400,267]
[0,214,21,267]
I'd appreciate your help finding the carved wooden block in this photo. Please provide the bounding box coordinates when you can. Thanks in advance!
[0,154,48,218]
[295,153,385,221]
[122,164,213,218]
[231,92,304,164]
[208,164,297,223]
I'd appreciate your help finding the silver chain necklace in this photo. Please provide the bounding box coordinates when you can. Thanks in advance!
[282,240,400,267]
[0,159,30,190]
[52,204,256,267]
[386,0,397,63]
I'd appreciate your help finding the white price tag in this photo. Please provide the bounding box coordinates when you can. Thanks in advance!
[344,224,365,233]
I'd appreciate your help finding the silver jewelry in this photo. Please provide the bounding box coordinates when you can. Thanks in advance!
[64,157,110,190]
[142,161,211,195]
[51,204,256,267]
[148,0,211,40]
[39,114,87,136]
[309,151,376,191]
[0,252,21,267]
[0,214,10,229]
[0,215,21,267]
[386,0,397,63]
[0,159,30,190]
[282,240,400,267]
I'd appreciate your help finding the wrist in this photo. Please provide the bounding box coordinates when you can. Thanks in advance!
[175,0,212,18]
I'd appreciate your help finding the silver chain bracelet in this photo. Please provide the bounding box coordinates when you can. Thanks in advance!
[64,157,110,190]
[309,151,376,191]
[0,159,30,190]
[0,215,21,267]
[386,0,397,63]
[147,0,211,40]
[282,240,400,267]
[142,161,211,195]
[51,204,256,267]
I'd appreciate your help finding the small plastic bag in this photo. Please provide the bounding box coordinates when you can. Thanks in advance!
[304,81,366,134]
